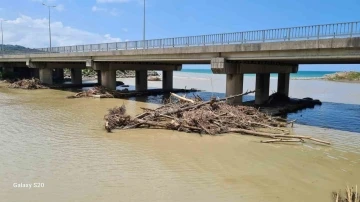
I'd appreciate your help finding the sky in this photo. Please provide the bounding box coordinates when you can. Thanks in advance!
[0,0,360,71]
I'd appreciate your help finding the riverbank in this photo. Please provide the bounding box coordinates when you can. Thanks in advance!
[1,71,360,202]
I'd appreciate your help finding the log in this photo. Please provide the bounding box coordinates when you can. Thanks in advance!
[229,128,330,145]
[170,93,195,103]
[248,121,289,133]
[261,139,303,143]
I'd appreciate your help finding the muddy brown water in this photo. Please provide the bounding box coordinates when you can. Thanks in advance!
[0,78,360,202]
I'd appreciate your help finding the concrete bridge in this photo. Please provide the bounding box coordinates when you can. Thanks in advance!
[1,21,360,104]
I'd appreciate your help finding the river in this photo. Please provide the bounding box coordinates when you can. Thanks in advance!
[0,73,359,202]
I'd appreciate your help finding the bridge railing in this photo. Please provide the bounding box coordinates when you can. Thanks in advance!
[8,21,360,55]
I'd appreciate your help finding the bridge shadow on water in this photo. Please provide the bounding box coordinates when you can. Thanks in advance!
[128,91,360,134]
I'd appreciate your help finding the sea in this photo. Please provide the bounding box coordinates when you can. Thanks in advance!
[180,69,336,78]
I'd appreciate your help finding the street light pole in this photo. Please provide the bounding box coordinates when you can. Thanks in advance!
[143,0,145,49]
[42,3,56,53]
[1,20,6,56]
[1,20,4,56]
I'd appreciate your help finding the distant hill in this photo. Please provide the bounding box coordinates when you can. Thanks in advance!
[1,44,44,54]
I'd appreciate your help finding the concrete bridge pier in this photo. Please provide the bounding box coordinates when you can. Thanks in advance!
[226,74,244,104]
[39,68,53,85]
[135,70,148,91]
[89,62,116,90]
[71,68,82,85]
[96,70,101,85]
[162,70,173,90]
[255,73,270,105]
[277,73,290,96]
[211,57,298,105]
[101,69,116,90]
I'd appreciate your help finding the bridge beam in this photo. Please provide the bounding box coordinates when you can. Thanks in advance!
[135,70,147,91]
[27,61,86,69]
[162,70,173,90]
[278,73,290,96]
[211,58,298,74]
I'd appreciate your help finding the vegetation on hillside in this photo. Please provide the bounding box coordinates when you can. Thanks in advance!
[1,44,44,54]
[324,71,360,82]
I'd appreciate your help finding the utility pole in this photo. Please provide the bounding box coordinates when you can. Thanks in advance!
[143,0,146,49]
[42,3,56,53]
[1,20,6,56]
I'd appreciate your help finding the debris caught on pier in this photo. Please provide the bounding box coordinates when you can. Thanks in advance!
[332,185,359,202]
[104,91,330,145]
[8,78,48,89]
[148,76,162,81]
[250,92,322,116]
[66,86,198,99]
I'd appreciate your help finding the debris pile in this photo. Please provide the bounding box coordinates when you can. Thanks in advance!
[8,78,48,89]
[66,86,127,99]
[104,91,330,145]
[333,185,359,202]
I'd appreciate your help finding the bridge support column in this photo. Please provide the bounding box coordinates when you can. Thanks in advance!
[96,70,102,85]
[71,68,82,85]
[162,70,173,90]
[39,68,53,85]
[277,73,290,96]
[226,74,244,104]
[135,70,147,91]
[101,69,116,90]
[255,73,270,105]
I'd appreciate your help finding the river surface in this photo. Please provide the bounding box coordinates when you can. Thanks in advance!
[1,73,360,202]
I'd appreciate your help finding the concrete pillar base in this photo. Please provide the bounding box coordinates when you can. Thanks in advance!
[162,70,173,90]
[71,68,82,85]
[54,68,64,82]
[255,73,270,105]
[39,68,53,85]
[101,69,116,90]
[135,70,148,91]
[278,73,290,96]
[226,74,244,104]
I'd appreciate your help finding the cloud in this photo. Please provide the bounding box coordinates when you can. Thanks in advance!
[2,15,121,48]
[92,6,119,16]
[92,6,106,12]
[96,0,130,3]
[109,8,119,16]
[55,4,65,12]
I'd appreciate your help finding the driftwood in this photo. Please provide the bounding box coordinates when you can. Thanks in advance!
[333,185,359,202]
[170,92,195,103]
[103,91,330,145]
[8,78,48,89]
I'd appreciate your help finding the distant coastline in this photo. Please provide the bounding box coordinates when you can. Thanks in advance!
[179,69,360,82]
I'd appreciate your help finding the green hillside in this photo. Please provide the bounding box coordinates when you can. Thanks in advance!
[1,44,44,54]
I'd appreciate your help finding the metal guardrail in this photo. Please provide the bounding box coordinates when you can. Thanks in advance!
[11,21,360,54]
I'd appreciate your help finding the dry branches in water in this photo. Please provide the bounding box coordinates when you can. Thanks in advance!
[104,91,330,145]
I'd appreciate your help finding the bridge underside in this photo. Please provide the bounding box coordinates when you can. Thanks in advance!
[1,37,360,104]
